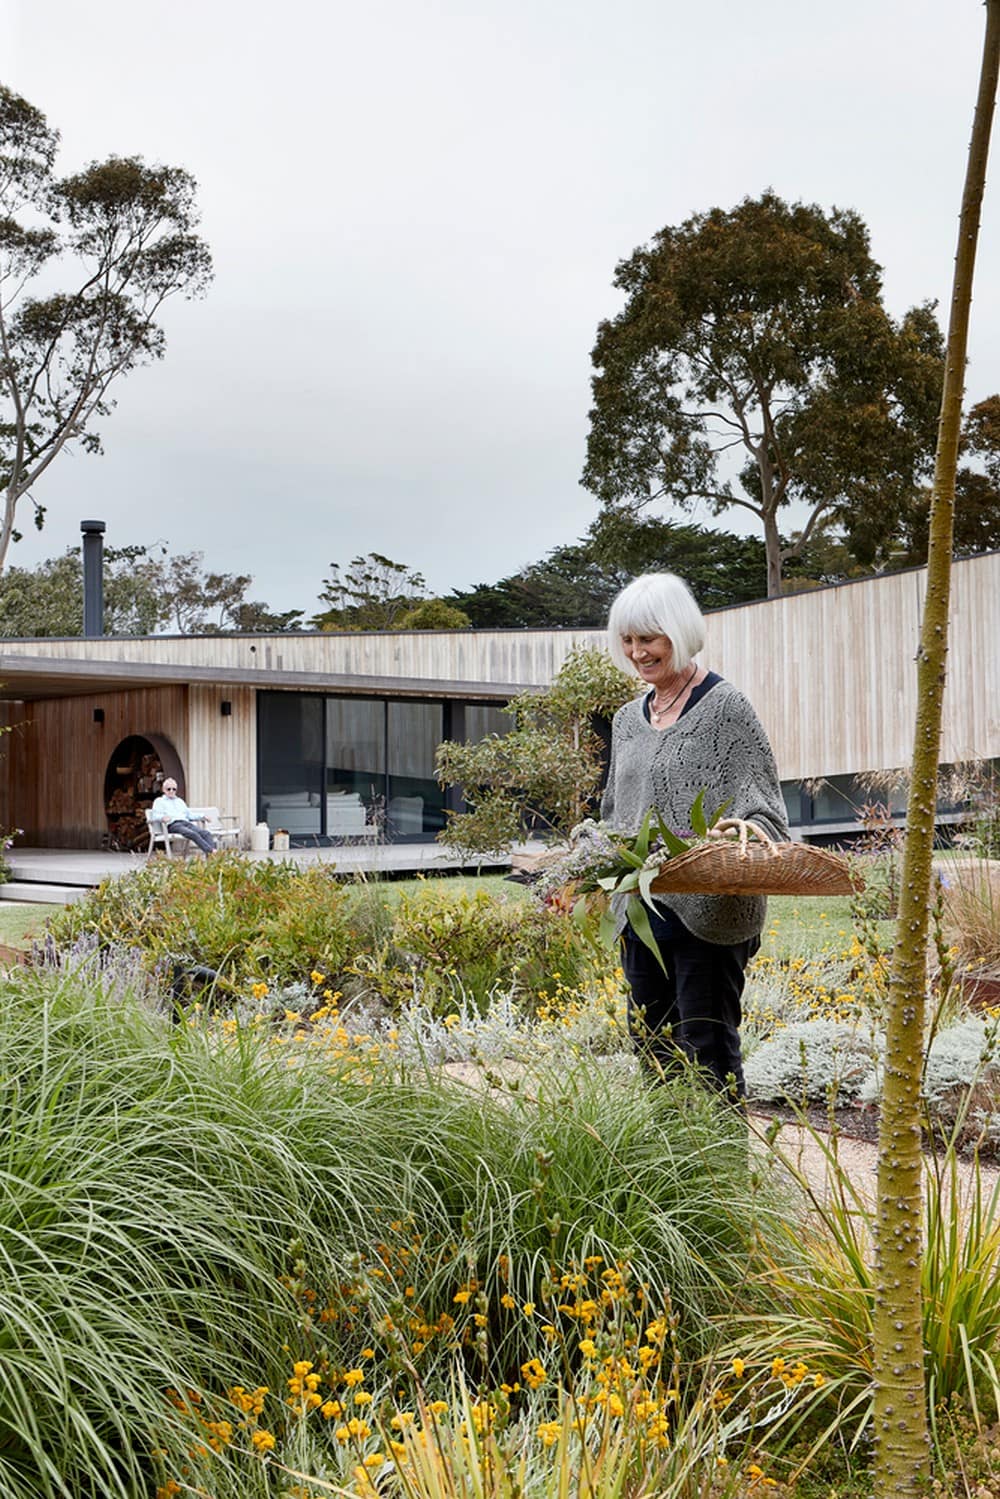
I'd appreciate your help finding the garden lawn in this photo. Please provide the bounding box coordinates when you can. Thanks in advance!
[0,901,50,949]
[762,895,893,960]
[357,871,529,902]
[382,879,863,957]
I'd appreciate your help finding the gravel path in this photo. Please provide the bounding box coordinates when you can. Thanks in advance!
[752,1113,1000,1210]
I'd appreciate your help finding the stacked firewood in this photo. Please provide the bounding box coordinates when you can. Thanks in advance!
[105,751,165,850]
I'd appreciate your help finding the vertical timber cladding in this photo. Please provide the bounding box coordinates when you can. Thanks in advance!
[704,568,933,783]
[13,686,189,848]
[0,699,27,839]
[186,686,256,839]
[949,553,1000,763]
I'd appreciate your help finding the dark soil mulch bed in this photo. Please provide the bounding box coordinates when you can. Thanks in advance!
[752,1099,1000,1163]
[751,1100,881,1147]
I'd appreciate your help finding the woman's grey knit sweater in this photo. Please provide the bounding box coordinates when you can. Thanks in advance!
[601,680,789,945]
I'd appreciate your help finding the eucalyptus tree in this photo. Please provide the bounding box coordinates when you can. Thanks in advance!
[583,192,946,597]
[0,86,212,573]
[312,552,427,630]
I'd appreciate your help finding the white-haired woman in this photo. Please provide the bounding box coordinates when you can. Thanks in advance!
[603,572,788,1096]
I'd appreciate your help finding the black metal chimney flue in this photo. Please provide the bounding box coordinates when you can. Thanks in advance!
[81,520,106,637]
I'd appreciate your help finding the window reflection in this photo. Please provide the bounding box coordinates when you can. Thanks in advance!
[258,694,323,835]
[257,693,502,842]
[464,704,510,741]
[388,702,444,837]
[325,699,384,835]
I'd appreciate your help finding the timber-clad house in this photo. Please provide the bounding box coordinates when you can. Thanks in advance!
[1,551,998,851]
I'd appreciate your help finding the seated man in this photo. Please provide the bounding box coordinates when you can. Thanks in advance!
[150,779,216,855]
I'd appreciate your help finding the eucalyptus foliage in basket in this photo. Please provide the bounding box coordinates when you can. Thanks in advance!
[535,792,729,973]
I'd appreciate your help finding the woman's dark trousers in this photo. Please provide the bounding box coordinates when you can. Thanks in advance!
[620,908,759,1099]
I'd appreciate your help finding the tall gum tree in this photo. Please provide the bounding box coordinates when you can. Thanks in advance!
[582,193,946,597]
[872,4,999,1492]
[0,87,212,574]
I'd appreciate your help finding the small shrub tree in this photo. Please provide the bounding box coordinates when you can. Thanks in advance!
[436,647,636,855]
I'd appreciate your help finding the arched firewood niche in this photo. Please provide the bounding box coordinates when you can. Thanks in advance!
[103,734,184,850]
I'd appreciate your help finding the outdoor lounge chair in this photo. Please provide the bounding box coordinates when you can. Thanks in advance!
[146,807,242,857]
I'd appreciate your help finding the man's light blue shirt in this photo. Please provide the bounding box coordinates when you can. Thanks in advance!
[151,793,191,822]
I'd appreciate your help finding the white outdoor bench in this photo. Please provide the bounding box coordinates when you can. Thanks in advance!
[146,807,242,857]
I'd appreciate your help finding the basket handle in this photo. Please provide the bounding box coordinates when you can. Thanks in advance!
[706,818,778,859]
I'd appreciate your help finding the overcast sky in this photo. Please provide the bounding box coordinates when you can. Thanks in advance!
[4,0,999,616]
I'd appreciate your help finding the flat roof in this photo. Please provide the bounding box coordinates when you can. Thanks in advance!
[0,651,534,703]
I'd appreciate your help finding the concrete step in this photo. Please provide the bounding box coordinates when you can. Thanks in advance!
[0,882,89,905]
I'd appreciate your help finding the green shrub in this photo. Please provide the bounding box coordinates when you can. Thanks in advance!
[45,860,612,1017]
[44,854,359,988]
[382,880,603,1013]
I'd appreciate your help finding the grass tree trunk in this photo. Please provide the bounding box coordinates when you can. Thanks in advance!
[871,5,1000,1492]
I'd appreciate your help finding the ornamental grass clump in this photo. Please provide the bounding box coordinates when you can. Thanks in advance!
[716,1117,1000,1479]
[941,856,1000,976]
[0,965,333,1496]
[0,962,794,1498]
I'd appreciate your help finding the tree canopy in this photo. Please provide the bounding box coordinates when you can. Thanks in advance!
[0,545,165,637]
[0,86,212,574]
[312,552,427,630]
[0,544,298,637]
[888,395,1000,564]
[311,551,467,632]
[395,597,471,630]
[582,192,957,597]
[448,516,770,627]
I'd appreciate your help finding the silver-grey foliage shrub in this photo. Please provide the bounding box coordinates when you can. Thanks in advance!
[366,984,632,1067]
[744,1020,883,1105]
[856,1016,1000,1148]
[923,1016,1000,1115]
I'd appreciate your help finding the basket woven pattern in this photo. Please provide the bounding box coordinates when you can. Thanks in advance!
[650,838,858,897]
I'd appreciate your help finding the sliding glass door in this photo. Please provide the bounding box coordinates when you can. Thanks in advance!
[387,701,444,838]
[258,692,457,842]
[257,693,324,837]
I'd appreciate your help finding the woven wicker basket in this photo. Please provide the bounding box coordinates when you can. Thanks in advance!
[649,820,860,897]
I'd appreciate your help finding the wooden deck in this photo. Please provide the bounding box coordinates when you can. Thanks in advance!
[0,841,541,904]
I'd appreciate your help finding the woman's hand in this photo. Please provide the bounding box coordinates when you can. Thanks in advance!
[706,818,777,856]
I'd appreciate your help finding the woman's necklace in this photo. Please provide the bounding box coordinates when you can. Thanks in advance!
[649,667,696,724]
